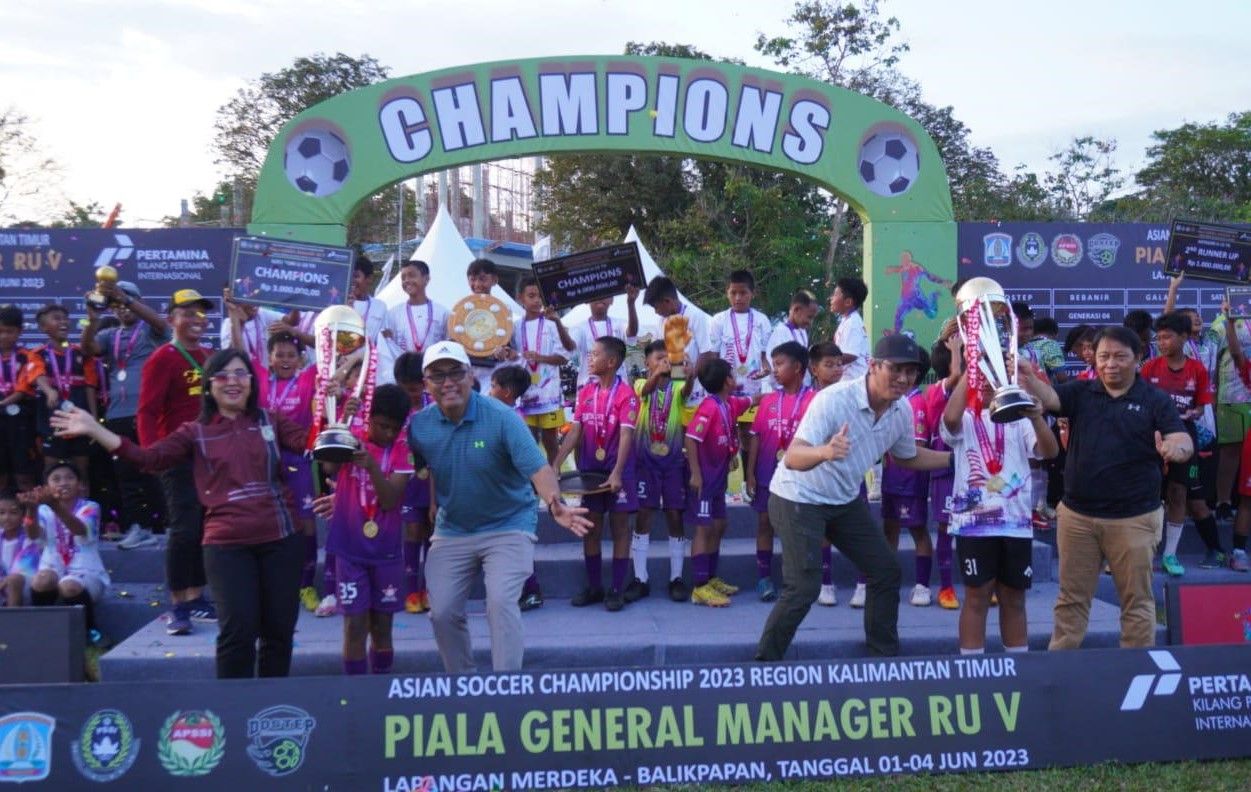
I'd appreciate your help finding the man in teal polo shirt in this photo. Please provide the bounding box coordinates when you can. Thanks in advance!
[410,340,590,672]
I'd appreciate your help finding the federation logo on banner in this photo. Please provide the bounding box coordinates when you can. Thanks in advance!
[1051,234,1084,267]
[982,233,1012,267]
[158,710,224,778]
[245,705,316,778]
[1016,232,1047,269]
[71,709,140,782]
[0,712,55,782]
[1087,233,1121,269]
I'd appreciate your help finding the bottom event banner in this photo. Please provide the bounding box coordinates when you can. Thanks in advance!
[1,646,1250,788]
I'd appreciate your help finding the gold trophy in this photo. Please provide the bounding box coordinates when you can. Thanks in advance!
[955,276,1034,423]
[663,314,692,379]
[312,305,370,463]
[84,265,120,311]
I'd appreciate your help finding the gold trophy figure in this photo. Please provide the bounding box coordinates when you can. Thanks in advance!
[312,305,370,463]
[84,265,120,311]
[663,314,692,380]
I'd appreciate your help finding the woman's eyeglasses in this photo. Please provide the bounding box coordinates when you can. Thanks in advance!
[210,369,252,384]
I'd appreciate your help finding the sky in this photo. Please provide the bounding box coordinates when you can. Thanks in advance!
[1,0,1248,226]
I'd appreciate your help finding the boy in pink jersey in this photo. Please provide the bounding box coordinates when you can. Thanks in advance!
[554,337,640,611]
[687,356,753,606]
[747,342,814,602]
[318,385,414,675]
[922,334,963,610]
[394,352,435,614]
[489,365,546,610]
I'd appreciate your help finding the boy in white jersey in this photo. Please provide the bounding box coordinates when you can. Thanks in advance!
[573,286,639,387]
[513,276,575,463]
[380,260,447,386]
[643,276,710,424]
[709,269,773,456]
[765,289,819,389]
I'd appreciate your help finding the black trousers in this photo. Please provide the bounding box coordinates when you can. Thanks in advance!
[102,417,164,529]
[161,464,205,591]
[203,533,303,679]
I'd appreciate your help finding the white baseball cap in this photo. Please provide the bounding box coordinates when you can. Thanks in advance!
[422,340,470,370]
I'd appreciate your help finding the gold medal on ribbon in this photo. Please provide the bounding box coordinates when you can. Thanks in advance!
[530,370,541,384]
[737,364,748,376]
[362,520,379,538]
[777,450,785,463]
[595,447,607,462]
[417,468,429,480]
[651,441,669,456]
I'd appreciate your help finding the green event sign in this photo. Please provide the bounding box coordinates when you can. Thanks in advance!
[249,56,956,338]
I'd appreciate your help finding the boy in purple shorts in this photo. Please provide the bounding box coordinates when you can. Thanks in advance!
[394,352,434,614]
[686,356,753,607]
[489,365,546,610]
[553,337,640,612]
[923,334,963,609]
[321,385,415,674]
[747,342,814,602]
[631,341,691,602]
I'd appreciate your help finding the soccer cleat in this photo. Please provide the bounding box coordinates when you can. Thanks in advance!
[1216,502,1235,522]
[571,586,605,607]
[623,578,650,603]
[690,583,730,607]
[817,584,837,606]
[118,525,158,550]
[604,589,625,612]
[188,597,217,622]
[407,591,431,614]
[910,584,932,607]
[166,604,193,636]
[849,582,867,608]
[300,586,320,612]
[1199,549,1227,569]
[707,577,739,596]
[937,586,960,610]
[1161,554,1185,577]
[756,577,778,602]
[518,590,542,611]
[668,577,690,602]
[315,594,340,617]
[1230,549,1250,572]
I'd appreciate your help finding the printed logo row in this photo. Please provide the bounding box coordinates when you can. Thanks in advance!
[983,232,1122,270]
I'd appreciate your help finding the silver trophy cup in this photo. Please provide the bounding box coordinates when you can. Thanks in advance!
[956,277,1034,423]
[312,305,369,463]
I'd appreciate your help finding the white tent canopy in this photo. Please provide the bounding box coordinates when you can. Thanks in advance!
[560,226,709,338]
[378,203,523,318]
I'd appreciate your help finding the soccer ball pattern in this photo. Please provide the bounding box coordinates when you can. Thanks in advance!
[283,128,350,197]
[857,130,920,197]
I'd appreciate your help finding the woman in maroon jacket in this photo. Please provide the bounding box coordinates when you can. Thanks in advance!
[52,348,308,678]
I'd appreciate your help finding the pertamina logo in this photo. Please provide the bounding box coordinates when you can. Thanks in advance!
[93,233,135,269]
[158,710,225,777]
[1120,650,1182,711]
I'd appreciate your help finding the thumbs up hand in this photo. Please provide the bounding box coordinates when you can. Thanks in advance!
[824,423,851,461]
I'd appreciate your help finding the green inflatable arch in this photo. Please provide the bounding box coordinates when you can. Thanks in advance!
[249,55,956,339]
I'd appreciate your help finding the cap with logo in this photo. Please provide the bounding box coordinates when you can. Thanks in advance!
[873,333,922,365]
[423,340,470,370]
[170,289,213,311]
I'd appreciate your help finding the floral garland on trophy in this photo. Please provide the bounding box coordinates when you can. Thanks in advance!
[308,324,378,450]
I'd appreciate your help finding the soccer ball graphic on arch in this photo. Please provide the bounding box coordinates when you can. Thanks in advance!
[857,126,920,197]
[283,126,351,197]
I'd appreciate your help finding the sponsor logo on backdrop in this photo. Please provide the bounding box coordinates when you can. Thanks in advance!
[1016,232,1047,268]
[1051,234,1083,267]
[245,705,316,778]
[983,233,1012,267]
[71,709,140,782]
[1121,651,1183,711]
[1087,233,1121,269]
[158,710,224,778]
[0,712,55,783]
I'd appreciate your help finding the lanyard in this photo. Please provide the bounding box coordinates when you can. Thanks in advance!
[0,351,16,395]
[268,372,299,412]
[712,395,737,455]
[171,341,204,376]
[786,322,807,345]
[522,316,545,372]
[54,500,83,566]
[592,377,621,450]
[46,346,73,397]
[113,324,143,373]
[358,298,375,329]
[778,387,810,448]
[650,381,673,441]
[729,311,753,364]
[360,442,397,521]
[972,412,1006,475]
[590,317,613,340]
[405,303,434,352]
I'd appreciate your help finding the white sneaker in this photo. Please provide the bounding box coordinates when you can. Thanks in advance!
[850,582,867,608]
[118,525,157,550]
[818,584,837,606]
[314,594,340,617]
[910,583,932,607]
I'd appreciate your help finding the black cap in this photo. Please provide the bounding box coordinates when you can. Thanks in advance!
[873,333,922,364]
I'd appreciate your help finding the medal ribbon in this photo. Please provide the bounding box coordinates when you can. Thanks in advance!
[650,381,672,441]
[46,346,73,398]
[360,441,398,522]
[113,324,142,373]
[714,395,738,455]
[54,499,83,567]
[972,412,1005,475]
[730,311,753,365]
[0,351,16,396]
[779,387,810,450]
[268,372,300,413]
[171,340,204,376]
[522,316,545,373]
[592,377,621,453]
[590,317,613,341]
[405,303,434,352]
[358,298,375,330]
[787,321,807,346]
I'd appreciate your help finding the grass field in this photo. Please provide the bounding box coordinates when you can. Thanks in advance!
[674,760,1251,791]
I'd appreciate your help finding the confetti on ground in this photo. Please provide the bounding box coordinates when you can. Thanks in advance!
[164,652,176,658]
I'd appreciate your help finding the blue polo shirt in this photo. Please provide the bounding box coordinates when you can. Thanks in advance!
[407,391,547,537]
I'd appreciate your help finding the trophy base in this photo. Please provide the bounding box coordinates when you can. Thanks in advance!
[670,364,686,380]
[84,292,111,311]
[989,386,1036,424]
[312,427,361,463]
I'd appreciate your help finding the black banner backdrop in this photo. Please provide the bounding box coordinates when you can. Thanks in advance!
[1,646,1249,788]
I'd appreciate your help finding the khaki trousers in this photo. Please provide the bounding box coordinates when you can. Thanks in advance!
[1049,503,1162,650]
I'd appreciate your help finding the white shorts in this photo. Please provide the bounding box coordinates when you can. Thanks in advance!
[37,567,106,602]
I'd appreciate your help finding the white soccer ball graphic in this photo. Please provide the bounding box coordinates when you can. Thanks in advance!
[283,128,350,197]
[857,129,920,197]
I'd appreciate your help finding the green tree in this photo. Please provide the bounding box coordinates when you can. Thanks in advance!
[48,200,114,229]
[0,108,63,225]
[1044,135,1123,221]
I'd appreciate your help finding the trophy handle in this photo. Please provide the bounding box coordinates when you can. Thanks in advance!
[349,338,370,402]
[322,335,340,427]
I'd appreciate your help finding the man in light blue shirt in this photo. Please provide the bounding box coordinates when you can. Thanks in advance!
[408,341,589,673]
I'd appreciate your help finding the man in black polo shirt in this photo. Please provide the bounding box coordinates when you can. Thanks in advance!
[1032,325,1191,649]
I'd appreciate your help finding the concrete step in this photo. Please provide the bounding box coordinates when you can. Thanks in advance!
[99,581,1147,681]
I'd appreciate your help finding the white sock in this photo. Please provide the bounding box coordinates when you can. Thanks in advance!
[631,533,650,582]
[668,537,687,581]
[1164,522,1184,557]
[1004,645,1029,653]
[959,647,985,655]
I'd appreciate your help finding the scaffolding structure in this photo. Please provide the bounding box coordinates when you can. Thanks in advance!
[414,158,538,244]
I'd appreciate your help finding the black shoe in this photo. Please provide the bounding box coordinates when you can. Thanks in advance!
[571,586,605,607]
[1217,502,1235,522]
[623,578,650,603]
[605,589,625,612]
[519,591,544,611]
[668,577,690,602]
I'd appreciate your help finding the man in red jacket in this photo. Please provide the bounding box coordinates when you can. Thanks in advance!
[138,289,215,635]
